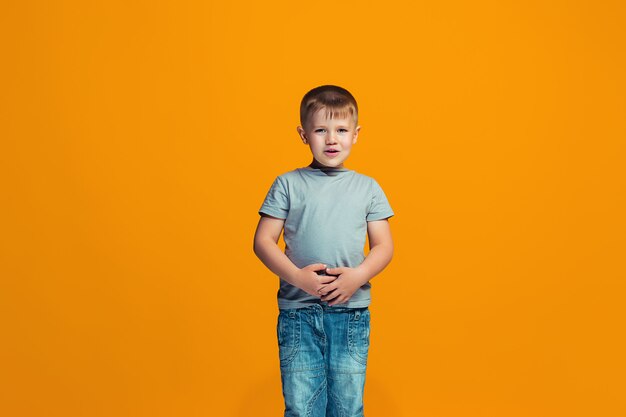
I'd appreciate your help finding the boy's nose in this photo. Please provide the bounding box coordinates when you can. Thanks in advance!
[326,133,338,144]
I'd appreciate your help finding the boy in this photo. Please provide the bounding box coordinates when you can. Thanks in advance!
[253,85,394,417]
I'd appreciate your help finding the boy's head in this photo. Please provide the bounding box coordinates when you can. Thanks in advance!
[297,85,361,169]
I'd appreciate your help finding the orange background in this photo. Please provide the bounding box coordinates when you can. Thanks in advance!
[1,1,625,416]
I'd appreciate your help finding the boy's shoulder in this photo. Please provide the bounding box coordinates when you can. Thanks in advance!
[274,167,304,179]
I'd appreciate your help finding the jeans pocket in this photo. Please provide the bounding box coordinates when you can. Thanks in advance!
[347,308,370,366]
[277,309,300,367]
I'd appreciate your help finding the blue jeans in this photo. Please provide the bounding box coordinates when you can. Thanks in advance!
[277,304,370,417]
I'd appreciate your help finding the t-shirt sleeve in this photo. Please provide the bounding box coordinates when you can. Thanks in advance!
[366,178,394,221]
[258,176,290,219]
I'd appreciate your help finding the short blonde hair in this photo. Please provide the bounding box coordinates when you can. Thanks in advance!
[300,85,358,129]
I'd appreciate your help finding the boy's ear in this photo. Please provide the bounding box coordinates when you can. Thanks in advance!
[297,126,308,144]
[353,125,361,144]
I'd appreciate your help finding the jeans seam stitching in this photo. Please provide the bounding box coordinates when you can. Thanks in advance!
[305,377,327,417]
[279,314,301,368]
[347,314,369,366]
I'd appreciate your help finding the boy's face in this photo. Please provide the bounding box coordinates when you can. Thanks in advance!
[296,109,360,169]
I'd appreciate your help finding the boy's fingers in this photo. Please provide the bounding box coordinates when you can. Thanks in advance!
[325,267,345,275]
[304,263,327,272]
[329,296,347,306]
[318,281,338,295]
[318,275,337,284]
[321,289,339,301]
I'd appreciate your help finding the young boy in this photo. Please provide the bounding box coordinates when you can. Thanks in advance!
[253,85,394,417]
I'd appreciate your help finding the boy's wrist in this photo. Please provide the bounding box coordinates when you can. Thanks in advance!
[284,266,304,287]
[354,265,373,285]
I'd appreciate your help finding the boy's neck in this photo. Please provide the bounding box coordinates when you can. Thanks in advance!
[307,159,348,170]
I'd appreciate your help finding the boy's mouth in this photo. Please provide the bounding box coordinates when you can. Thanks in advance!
[324,149,340,157]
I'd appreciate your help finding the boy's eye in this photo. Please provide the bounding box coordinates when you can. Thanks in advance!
[313,128,349,133]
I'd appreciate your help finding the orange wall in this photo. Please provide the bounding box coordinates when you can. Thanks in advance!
[1,1,625,416]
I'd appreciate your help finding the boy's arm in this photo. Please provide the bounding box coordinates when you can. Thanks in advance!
[253,215,300,280]
[356,218,394,283]
[253,214,334,297]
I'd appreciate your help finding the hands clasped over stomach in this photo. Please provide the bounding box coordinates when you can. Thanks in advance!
[296,263,366,306]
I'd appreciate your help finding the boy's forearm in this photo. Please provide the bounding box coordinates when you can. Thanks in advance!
[355,242,394,285]
[253,238,301,286]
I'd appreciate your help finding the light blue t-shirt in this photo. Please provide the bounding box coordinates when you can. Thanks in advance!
[258,166,394,309]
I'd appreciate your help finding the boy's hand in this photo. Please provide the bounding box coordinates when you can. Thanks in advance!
[318,267,368,306]
[293,263,338,298]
